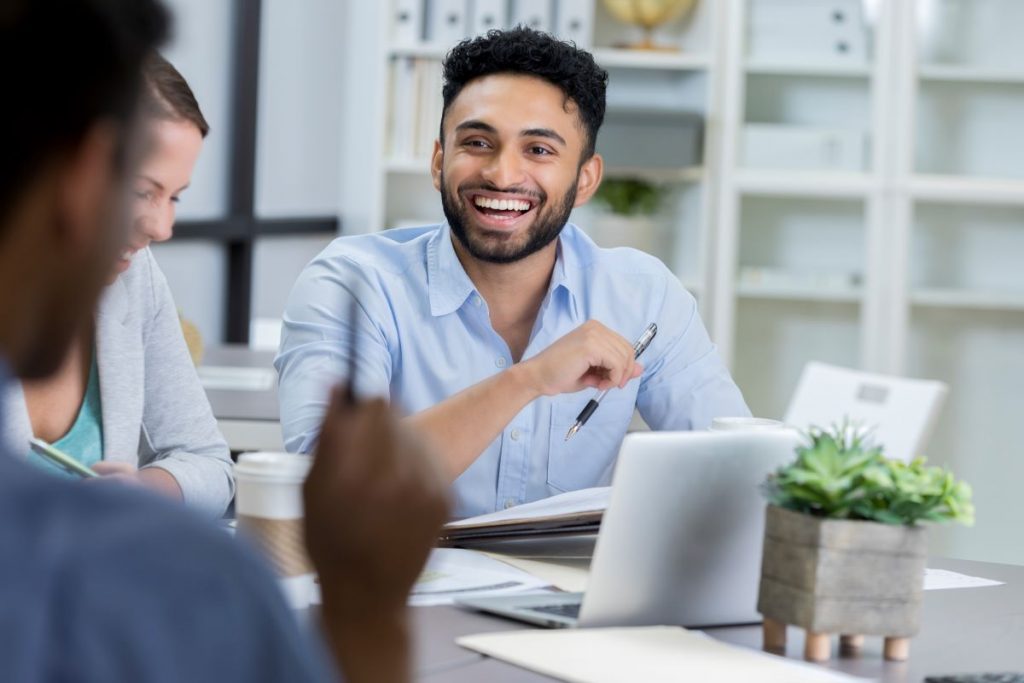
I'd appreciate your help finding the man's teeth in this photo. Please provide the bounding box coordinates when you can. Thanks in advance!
[473,196,531,212]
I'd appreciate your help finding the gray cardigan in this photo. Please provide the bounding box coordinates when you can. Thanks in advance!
[1,249,234,516]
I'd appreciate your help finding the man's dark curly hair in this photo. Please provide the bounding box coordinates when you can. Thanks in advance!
[441,26,609,160]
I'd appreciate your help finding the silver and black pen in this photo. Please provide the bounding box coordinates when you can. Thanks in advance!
[565,322,658,441]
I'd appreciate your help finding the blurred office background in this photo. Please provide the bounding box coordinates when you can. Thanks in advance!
[159,0,1024,566]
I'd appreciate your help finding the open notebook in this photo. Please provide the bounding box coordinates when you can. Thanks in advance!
[440,487,610,544]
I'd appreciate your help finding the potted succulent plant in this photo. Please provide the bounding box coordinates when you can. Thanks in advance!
[758,422,974,663]
[585,177,666,253]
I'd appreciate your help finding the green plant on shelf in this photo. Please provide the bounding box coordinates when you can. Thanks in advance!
[594,177,664,216]
[762,420,974,526]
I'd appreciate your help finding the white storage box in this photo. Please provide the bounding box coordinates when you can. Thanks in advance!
[747,0,868,65]
[741,124,868,171]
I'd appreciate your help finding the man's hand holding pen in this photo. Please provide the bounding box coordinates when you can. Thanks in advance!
[514,320,645,397]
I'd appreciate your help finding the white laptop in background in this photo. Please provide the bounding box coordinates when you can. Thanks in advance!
[457,429,800,628]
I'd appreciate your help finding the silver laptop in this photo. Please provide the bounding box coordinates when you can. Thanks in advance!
[456,429,799,628]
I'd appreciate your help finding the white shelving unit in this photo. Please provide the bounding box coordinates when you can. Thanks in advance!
[744,61,873,78]
[918,64,1024,85]
[367,0,727,317]
[712,0,894,420]
[893,0,1024,565]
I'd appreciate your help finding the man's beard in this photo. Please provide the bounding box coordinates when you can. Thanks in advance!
[441,172,577,265]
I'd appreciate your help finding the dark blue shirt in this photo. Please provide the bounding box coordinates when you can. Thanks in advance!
[0,363,334,682]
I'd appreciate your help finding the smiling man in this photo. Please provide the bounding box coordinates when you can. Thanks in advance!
[277,27,749,518]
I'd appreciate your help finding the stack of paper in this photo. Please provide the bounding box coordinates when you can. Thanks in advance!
[458,627,869,683]
[441,487,610,543]
[409,548,550,606]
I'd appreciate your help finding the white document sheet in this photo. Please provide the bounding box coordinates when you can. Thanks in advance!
[446,487,610,529]
[409,549,551,606]
[458,627,870,683]
[485,554,591,593]
[924,568,1004,590]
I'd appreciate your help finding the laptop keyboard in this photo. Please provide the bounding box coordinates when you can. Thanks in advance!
[527,603,581,619]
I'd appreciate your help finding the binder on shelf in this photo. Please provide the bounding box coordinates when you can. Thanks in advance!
[510,0,552,33]
[414,59,444,159]
[426,0,470,47]
[470,0,507,37]
[392,0,424,46]
[554,0,594,48]
[440,487,609,544]
[388,57,417,159]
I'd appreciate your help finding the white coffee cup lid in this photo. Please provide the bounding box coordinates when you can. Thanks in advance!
[710,416,785,431]
[234,452,312,483]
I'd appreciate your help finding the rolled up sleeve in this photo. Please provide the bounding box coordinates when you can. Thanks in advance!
[276,252,393,454]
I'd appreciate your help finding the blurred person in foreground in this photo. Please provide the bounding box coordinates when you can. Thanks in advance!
[0,2,447,682]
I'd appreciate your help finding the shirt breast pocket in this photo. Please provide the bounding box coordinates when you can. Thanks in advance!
[547,394,636,493]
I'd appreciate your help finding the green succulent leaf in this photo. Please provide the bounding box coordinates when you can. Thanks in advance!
[763,419,974,526]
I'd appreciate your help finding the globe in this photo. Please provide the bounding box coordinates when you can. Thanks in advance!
[601,0,698,51]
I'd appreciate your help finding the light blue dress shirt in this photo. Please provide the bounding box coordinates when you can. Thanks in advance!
[277,223,749,519]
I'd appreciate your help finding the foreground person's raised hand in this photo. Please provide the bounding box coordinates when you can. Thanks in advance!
[304,388,450,683]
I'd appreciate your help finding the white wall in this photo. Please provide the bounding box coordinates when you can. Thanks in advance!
[161,0,232,219]
[336,1,386,235]
[154,0,233,343]
[251,234,337,344]
[255,0,346,217]
[152,240,227,343]
[155,0,349,345]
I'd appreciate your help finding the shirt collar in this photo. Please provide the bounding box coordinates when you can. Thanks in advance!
[427,223,479,317]
[550,224,583,322]
[425,222,583,321]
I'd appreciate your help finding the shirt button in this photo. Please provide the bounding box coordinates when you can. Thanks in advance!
[510,428,521,441]
[495,357,507,368]
[504,498,517,509]
[473,295,483,307]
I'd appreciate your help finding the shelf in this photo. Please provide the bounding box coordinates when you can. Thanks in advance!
[736,282,862,304]
[604,105,702,120]
[918,64,1024,85]
[909,175,1024,206]
[605,166,703,183]
[385,158,433,175]
[388,46,712,72]
[388,45,446,60]
[385,160,703,185]
[745,61,872,78]
[591,48,709,71]
[911,288,1024,312]
[734,170,875,198]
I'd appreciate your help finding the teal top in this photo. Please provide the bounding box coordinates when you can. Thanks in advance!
[29,355,103,477]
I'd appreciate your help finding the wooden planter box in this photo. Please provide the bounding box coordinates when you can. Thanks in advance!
[757,504,928,662]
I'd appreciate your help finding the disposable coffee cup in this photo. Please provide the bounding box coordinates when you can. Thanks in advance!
[710,416,786,432]
[234,452,314,609]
